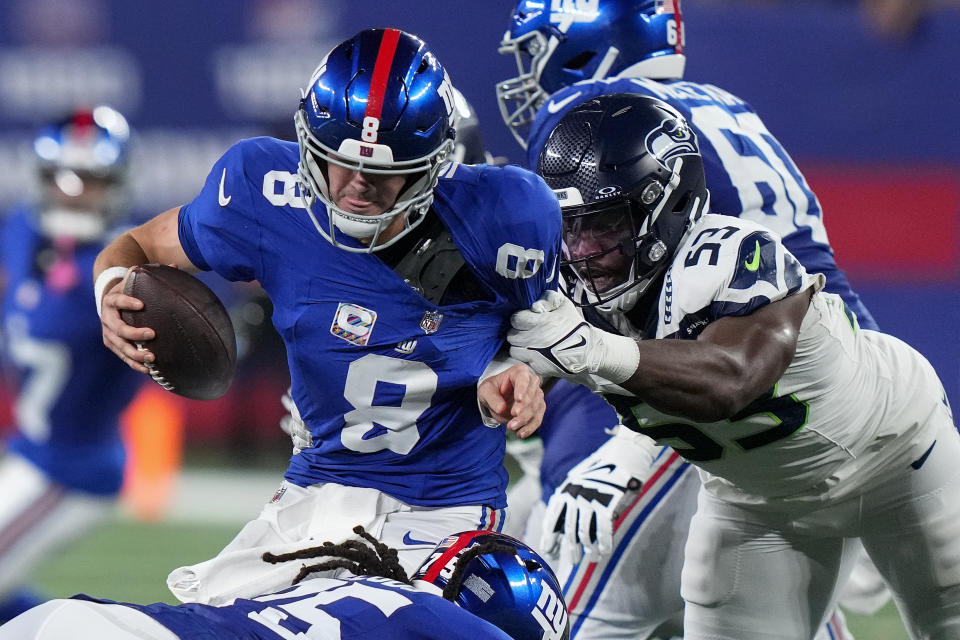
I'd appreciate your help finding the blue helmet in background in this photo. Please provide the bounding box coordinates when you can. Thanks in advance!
[413,531,569,640]
[497,0,686,149]
[295,28,457,252]
[32,105,130,241]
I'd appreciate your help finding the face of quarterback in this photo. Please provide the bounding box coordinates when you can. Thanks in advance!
[326,162,409,244]
[563,206,634,294]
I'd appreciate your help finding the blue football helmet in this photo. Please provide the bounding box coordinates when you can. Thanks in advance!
[295,28,457,252]
[32,105,130,242]
[537,94,708,313]
[414,531,569,640]
[497,0,686,150]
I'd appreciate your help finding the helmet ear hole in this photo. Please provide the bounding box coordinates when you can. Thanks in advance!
[671,191,691,214]
[563,51,595,71]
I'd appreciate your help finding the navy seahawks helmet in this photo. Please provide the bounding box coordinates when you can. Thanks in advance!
[32,105,130,242]
[537,93,708,312]
[497,0,685,149]
[295,28,457,252]
[414,531,569,640]
[450,87,490,165]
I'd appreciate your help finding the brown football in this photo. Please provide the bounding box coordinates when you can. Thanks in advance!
[121,264,237,400]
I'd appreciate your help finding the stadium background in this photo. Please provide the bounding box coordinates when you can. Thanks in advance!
[1,1,957,638]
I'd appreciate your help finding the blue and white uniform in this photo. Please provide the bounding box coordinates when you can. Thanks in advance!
[0,208,142,618]
[167,137,561,605]
[0,575,512,640]
[527,77,876,331]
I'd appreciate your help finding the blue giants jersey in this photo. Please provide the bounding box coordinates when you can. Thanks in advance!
[178,137,561,508]
[0,208,142,495]
[527,77,877,331]
[538,380,618,502]
[78,575,513,639]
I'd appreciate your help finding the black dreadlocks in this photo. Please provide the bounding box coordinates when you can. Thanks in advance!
[262,525,526,604]
[439,542,516,601]
[262,525,408,585]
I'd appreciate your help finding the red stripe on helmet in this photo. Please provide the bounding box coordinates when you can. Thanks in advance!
[366,28,402,122]
[421,529,491,583]
[673,0,684,55]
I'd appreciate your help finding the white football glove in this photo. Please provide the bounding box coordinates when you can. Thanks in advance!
[508,290,639,384]
[541,425,656,566]
[279,388,313,454]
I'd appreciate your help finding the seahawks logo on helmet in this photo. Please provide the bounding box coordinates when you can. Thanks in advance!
[644,116,698,170]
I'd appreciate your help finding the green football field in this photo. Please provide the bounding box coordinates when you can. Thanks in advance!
[31,519,910,639]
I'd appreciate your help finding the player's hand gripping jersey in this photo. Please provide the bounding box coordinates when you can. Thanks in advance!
[601,214,941,506]
[527,77,876,330]
[178,137,560,509]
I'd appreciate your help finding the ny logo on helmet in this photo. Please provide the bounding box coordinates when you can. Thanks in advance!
[532,583,568,640]
[550,0,599,25]
[644,116,698,170]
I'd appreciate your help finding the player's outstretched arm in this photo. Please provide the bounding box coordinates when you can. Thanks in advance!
[509,289,811,422]
[622,290,811,421]
[93,206,197,373]
[477,362,545,439]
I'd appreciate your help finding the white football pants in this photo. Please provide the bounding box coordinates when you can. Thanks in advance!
[167,480,506,605]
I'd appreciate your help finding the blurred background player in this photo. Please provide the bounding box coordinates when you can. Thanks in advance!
[94,28,557,606]
[0,528,570,640]
[0,106,143,623]
[495,1,887,637]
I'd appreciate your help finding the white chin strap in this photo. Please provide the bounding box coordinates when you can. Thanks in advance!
[576,276,645,314]
[331,209,397,241]
[333,216,377,240]
[39,208,106,242]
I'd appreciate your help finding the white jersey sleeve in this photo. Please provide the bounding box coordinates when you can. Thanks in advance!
[611,215,947,508]
[656,214,823,340]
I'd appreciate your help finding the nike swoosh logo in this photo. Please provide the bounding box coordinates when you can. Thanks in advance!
[218,168,232,207]
[744,240,761,272]
[558,335,587,351]
[910,440,936,470]
[546,91,583,114]
[402,531,433,546]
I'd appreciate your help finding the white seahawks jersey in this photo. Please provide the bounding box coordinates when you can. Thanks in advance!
[606,214,946,507]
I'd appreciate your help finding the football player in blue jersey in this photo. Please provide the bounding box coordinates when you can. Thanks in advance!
[0,107,143,623]
[0,528,570,639]
[496,2,887,637]
[497,0,875,329]
[93,28,560,606]
[507,94,960,640]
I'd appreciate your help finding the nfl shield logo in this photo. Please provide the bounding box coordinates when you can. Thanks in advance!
[420,310,443,334]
